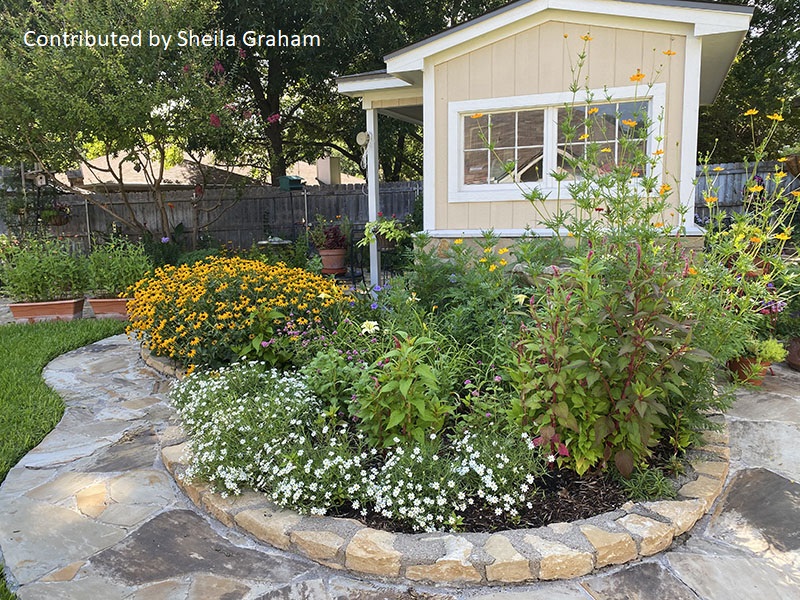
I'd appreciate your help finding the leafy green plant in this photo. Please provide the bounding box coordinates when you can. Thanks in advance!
[354,331,455,447]
[750,337,788,363]
[358,213,410,247]
[509,242,710,477]
[617,467,677,501]
[88,237,153,298]
[0,236,88,302]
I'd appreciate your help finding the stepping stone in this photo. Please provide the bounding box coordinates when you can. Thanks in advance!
[91,510,312,586]
[580,562,699,600]
[84,427,158,472]
[707,468,800,553]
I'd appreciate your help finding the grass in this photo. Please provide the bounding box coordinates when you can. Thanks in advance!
[0,318,126,599]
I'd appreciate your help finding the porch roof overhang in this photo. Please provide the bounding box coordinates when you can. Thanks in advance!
[337,0,753,107]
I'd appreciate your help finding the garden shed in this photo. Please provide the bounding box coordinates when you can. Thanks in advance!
[338,0,753,243]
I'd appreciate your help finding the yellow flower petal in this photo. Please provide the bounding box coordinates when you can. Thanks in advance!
[743,108,759,116]
[766,113,784,121]
[630,69,645,83]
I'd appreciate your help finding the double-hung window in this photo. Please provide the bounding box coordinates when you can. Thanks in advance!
[448,84,665,202]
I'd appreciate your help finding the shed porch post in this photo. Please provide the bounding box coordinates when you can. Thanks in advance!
[365,106,380,287]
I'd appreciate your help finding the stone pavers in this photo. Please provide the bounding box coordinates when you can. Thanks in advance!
[0,333,798,599]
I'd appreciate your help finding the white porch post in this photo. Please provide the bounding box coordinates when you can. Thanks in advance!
[365,106,381,287]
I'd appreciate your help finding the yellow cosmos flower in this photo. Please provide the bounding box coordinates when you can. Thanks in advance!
[750,236,762,244]
[454,238,464,245]
[663,49,677,56]
[791,191,800,198]
[713,166,725,172]
[653,149,664,156]
[659,184,672,195]
[743,108,758,116]
[497,247,509,254]
[775,231,791,241]
[748,185,764,193]
[578,133,589,140]
[566,232,575,237]
[499,258,508,266]
[621,119,638,127]
[587,107,599,115]
[631,171,640,177]
[630,69,645,83]
[777,157,788,162]
[483,246,493,253]
[767,113,784,121]
[654,221,664,228]
[705,196,718,204]
[600,147,612,153]
[687,267,698,276]
[470,113,484,119]
[489,264,497,272]
[581,34,593,41]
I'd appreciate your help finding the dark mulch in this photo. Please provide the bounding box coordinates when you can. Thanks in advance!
[329,469,628,534]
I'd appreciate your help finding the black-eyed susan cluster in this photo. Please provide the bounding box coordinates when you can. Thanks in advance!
[126,256,343,369]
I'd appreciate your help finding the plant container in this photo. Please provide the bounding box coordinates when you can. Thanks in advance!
[88,298,131,320]
[9,298,85,324]
[319,248,347,275]
[727,356,769,386]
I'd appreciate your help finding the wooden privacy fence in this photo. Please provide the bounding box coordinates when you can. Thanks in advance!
[39,181,422,250]
[7,162,800,246]
[693,161,800,227]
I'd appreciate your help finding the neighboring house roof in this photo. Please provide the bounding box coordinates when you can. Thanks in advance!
[286,161,364,185]
[55,154,262,191]
[339,0,753,105]
[56,155,362,191]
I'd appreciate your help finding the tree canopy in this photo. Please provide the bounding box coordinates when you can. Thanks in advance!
[698,0,800,161]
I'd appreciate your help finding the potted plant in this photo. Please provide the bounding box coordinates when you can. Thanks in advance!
[781,143,800,177]
[0,236,88,323]
[728,337,788,385]
[308,215,349,274]
[358,212,410,250]
[87,237,153,319]
[40,200,71,226]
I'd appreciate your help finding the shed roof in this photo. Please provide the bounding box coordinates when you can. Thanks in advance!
[340,0,753,105]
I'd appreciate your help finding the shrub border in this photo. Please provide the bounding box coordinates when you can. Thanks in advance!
[145,348,730,585]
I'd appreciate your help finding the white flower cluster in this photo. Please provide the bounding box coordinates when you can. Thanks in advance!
[171,362,547,532]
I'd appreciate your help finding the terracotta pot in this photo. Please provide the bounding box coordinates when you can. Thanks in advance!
[727,356,769,386]
[785,154,800,177]
[319,248,347,274]
[9,298,85,324]
[88,297,131,321]
[787,337,800,372]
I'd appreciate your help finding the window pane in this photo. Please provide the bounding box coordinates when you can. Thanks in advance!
[490,148,515,183]
[556,142,585,179]
[464,115,488,150]
[557,107,585,143]
[618,102,647,139]
[518,110,544,147]
[464,150,488,184]
[490,113,516,148]
[518,148,544,182]
[587,104,616,142]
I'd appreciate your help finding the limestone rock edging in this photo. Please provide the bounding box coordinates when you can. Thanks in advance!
[149,355,731,586]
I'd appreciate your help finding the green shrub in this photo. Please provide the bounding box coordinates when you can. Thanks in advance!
[88,237,153,298]
[0,236,88,302]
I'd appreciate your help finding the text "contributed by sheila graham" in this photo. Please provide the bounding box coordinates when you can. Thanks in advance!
[23,29,321,49]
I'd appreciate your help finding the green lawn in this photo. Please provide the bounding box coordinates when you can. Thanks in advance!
[0,318,126,599]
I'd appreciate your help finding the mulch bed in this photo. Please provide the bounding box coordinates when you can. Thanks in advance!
[330,469,628,534]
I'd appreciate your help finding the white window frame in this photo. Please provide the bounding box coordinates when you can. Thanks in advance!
[447,84,666,203]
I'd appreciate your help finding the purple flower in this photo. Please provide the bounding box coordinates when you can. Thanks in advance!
[464,379,472,385]
[212,59,225,75]
[374,285,383,292]
[494,375,502,382]
[485,412,492,418]
[161,236,170,243]
[370,302,379,310]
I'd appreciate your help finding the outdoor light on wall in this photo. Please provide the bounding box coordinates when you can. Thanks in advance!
[356,131,370,147]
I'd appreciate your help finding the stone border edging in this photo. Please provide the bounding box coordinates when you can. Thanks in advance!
[144,346,730,585]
